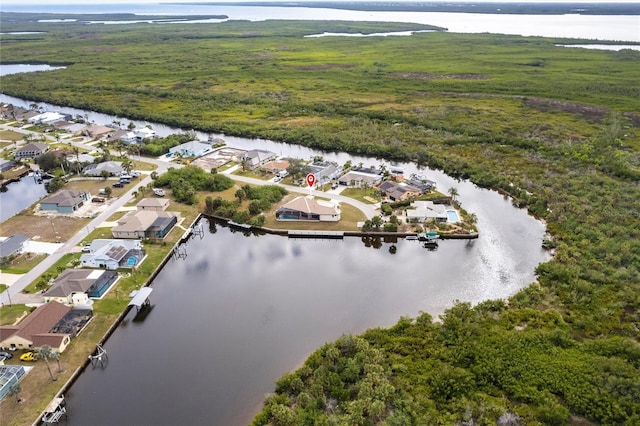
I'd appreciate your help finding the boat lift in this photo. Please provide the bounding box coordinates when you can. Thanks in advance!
[41,395,67,425]
[128,287,153,312]
[88,343,108,368]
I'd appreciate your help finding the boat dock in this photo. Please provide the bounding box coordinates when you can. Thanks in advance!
[288,230,344,239]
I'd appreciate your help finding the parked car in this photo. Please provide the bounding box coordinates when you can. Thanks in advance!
[112,182,124,188]
[153,188,165,197]
[20,352,37,362]
[0,351,13,359]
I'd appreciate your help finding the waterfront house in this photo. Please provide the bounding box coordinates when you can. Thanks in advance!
[43,269,119,305]
[14,142,48,159]
[106,129,137,145]
[378,181,422,201]
[337,169,383,188]
[13,109,39,122]
[74,124,113,139]
[80,239,144,270]
[136,198,170,211]
[27,111,69,125]
[405,200,448,223]
[40,190,91,214]
[308,161,341,186]
[241,149,277,169]
[0,234,29,264]
[83,161,123,176]
[111,210,178,239]
[169,141,212,158]
[262,159,290,174]
[0,301,72,353]
[276,196,341,222]
[135,127,156,141]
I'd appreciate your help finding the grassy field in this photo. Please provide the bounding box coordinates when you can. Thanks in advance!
[0,304,33,326]
[0,17,638,426]
[0,130,23,141]
[0,253,47,274]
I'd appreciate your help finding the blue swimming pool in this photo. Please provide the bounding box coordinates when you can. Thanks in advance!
[447,210,459,222]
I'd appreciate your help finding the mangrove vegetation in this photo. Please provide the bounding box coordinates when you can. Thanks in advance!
[1,17,639,424]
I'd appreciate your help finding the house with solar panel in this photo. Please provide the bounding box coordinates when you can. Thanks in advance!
[80,239,145,270]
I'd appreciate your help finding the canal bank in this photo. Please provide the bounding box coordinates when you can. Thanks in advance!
[33,216,203,425]
[62,212,548,425]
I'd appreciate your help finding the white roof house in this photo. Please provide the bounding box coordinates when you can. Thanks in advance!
[80,239,144,270]
[135,127,156,141]
[28,111,67,125]
[337,171,383,187]
[169,141,212,158]
[405,201,448,223]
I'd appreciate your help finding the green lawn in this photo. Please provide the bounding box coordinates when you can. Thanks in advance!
[0,304,34,326]
[0,254,47,274]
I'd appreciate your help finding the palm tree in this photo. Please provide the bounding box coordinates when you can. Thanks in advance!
[37,345,57,382]
[371,215,383,230]
[448,187,459,202]
[121,158,133,174]
[51,350,64,373]
[469,213,478,225]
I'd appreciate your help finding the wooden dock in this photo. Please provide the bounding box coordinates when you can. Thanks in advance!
[288,230,344,239]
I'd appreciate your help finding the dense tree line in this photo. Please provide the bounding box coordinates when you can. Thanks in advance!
[204,184,287,225]
[154,166,234,204]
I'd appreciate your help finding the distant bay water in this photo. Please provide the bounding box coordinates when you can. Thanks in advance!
[1,3,638,42]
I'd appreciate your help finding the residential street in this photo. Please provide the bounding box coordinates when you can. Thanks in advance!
[1,127,378,306]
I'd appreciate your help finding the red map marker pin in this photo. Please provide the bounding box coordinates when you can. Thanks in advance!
[306,173,316,187]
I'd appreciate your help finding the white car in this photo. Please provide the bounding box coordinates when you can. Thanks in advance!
[153,188,165,197]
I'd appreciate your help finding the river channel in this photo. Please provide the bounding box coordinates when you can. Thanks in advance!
[0,93,551,424]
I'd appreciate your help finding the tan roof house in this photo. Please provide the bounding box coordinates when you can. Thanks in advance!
[74,124,113,138]
[0,301,72,353]
[112,210,178,239]
[136,198,170,211]
[276,196,341,222]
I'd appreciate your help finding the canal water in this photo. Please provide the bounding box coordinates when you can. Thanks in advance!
[0,94,550,424]
[66,215,548,426]
[0,175,48,223]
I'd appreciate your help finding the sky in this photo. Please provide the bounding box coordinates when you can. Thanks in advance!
[4,0,639,4]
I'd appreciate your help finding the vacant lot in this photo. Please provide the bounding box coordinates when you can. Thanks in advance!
[0,214,90,242]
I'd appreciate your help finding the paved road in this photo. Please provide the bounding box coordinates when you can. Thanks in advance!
[0,125,377,305]
[0,127,176,305]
